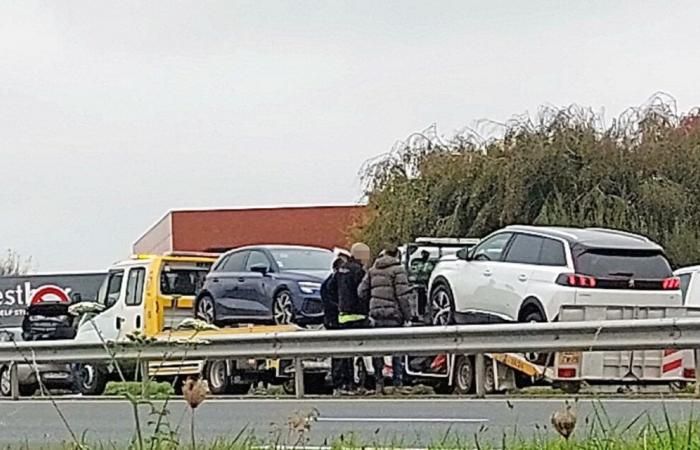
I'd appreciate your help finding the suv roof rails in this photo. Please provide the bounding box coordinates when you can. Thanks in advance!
[414,237,480,245]
[584,228,650,242]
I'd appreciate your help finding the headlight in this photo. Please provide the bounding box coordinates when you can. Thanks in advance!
[298,282,321,294]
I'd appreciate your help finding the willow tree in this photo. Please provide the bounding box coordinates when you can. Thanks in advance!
[355,95,700,267]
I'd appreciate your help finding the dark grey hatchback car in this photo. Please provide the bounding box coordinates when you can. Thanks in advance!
[195,245,334,326]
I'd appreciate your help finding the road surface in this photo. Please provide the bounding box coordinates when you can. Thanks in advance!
[0,397,697,446]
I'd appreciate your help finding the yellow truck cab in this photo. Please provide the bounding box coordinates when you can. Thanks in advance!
[74,253,298,395]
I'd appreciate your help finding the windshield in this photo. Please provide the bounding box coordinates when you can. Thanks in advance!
[269,248,334,271]
[160,262,212,296]
[97,270,124,309]
[575,249,673,279]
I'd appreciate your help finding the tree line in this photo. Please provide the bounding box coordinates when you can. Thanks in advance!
[353,95,700,268]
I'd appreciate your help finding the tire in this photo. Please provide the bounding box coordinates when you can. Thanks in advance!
[520,308,549,366]
[558,381,581,395]
[77,364,108,395]
[273,290,295,325]
[0,366,38,397]
[0,367,13,397]
[429,283,456,326]
[452,355,474,395]
[205,360,229,395]
[196,295,217,325]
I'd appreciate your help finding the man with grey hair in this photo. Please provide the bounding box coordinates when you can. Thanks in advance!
[330,242,370,393]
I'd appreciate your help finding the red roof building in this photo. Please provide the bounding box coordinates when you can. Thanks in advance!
[133,205,367,254]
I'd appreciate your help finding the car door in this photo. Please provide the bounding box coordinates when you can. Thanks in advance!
[82,269,125,342]
[239,250,273,318]
[212,250,250,317]
[451,232,513,322]
[500,233,543,320]
[122,266,147,334]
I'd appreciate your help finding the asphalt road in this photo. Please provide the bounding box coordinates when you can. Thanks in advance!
[0,398,697,447]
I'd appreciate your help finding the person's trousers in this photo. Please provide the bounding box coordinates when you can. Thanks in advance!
[372,356,404,387]
[333,318,368,389]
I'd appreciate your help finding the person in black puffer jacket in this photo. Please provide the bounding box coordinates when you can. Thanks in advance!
[358,245,412,391]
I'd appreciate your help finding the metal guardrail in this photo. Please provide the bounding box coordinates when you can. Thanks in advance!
[2,318,700,399]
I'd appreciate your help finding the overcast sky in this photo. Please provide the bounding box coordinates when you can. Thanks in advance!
[2,0,700,272]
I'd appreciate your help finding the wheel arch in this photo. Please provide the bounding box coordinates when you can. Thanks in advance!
[518,296,547,322]
[429,276,451,296]
[195,290,213,305]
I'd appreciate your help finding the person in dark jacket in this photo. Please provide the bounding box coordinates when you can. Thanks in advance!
[321,255,347,391]
[358,244,412,391]
[330,242,371,393]
[321,256,346,330]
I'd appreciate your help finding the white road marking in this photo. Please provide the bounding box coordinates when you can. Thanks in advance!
[317,417,488,424]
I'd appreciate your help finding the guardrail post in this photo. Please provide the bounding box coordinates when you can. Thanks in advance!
[475,353,485,398]
[294,358,304,399]
[10,362,19,401]
[695,349,700,397]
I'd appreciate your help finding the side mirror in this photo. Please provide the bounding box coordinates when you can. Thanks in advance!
[250,264,269,275]
[456,247,472,261]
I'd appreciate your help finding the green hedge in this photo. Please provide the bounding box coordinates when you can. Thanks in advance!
[104,381,174,399]
[355,96,700,268]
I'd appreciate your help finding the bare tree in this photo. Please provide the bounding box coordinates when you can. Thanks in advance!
[0,250,31,276]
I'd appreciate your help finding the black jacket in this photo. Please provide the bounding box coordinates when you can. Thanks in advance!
[336,257,368,316]
[320,273,339,329]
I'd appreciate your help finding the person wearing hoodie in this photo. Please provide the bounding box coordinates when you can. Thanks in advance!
[358,244,413,392]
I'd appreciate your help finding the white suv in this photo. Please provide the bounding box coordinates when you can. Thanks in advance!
[428,225,681,325]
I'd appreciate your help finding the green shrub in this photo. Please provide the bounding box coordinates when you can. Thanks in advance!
[355,95,700,268]
[104,381,174,399]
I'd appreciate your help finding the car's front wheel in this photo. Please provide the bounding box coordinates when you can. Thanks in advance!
[429,283,456,325]
[273,290,295,325]
[197,295,217,325]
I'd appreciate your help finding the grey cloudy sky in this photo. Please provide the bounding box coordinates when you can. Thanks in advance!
[2,0,700,271]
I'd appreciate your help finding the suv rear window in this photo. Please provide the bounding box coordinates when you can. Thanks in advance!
[574,249,673,279]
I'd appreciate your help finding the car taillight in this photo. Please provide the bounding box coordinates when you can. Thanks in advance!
[661,277,681,290]
[557,368,577,378]
[556,273,597,288]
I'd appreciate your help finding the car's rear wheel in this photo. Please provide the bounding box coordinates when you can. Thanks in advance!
[273,290,295,325]
[430,283,455,325]
[197,295,217,325]
[520,308,548,365]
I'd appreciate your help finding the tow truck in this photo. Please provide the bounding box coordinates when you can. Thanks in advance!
[73,253,300,395]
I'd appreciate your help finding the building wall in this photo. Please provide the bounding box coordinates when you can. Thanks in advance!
[170,205,365,252]
[132,212,173,255]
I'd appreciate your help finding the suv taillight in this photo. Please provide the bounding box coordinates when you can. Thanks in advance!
[556,273,597,288]
[662,277,681,290]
